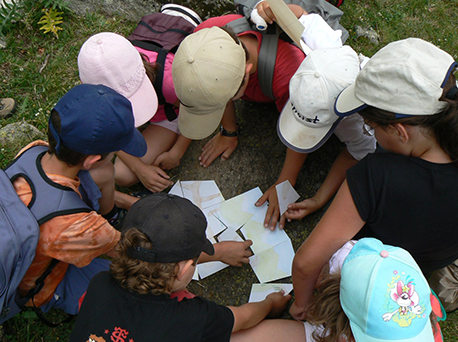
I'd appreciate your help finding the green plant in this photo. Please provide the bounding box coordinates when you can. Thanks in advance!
[0,0,22,35]
[38,8,63,38]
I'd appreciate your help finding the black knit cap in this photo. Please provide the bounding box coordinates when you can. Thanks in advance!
[122,193,214,263]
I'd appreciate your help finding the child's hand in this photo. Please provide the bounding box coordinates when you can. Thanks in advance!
[154,150,181,170]
[289,300,307,321]
[198,133,238,168]
[256,1,308,23]
[255,186,286,230]
[265,290,292,318]
[214,240,253,267]
[256,1,276,24]
[136,164,173,193]
[285,197,321,221]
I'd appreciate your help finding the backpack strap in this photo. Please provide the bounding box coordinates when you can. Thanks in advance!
[226,17,279,100]
[5,145,92,223]
[154,48,178,122]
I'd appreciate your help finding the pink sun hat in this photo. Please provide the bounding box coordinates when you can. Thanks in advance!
[78,32,158,127]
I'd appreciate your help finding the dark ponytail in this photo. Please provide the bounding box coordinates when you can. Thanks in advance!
[359,74,458,165]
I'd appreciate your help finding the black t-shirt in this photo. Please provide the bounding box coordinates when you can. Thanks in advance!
[69,272,234,342]
[347,153,458,274]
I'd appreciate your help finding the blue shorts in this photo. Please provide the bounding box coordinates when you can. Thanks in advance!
[40,258,110,315]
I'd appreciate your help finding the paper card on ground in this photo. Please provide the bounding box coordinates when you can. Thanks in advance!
[181,180,224,210]
[198,228,245,279]
[168,180,184,197]
[248,283,293,303]
[249,239,295,283]
[276,180,300,216]
[192,266,199,281]
[207,187,264,231]
[218,227,244,243]
[240,206,290,254]
[203,207,228,238]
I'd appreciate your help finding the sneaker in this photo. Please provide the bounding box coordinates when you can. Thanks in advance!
[109,208,128,231]
[0,98,17,118]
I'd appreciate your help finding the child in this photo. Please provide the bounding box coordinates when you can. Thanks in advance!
[231,238,444,342]
[172,1,374,230]
[70,194,291,342]
[287,38,458,317]
[77,5,202,197]
[277,45,375,227]
[78,33,253,268]
[10,84,146,315]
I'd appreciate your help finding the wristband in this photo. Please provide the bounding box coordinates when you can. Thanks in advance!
[220,125,239,137]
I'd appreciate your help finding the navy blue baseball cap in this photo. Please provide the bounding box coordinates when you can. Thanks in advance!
[50,84,147,157]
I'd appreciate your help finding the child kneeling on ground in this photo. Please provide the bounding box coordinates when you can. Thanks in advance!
[70,194,290,342]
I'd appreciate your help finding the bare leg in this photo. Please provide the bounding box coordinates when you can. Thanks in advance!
[89,162,115,216]
[231,319,306,342]
[115,124,178,187]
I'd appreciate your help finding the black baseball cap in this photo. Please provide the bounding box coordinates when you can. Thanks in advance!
[122,193,214,263]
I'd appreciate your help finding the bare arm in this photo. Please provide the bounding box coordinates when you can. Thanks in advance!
[116,151,173,192]
[154,134,192,170]
[256,2,308,24]
[290,180,365,320]
[286,147,358,220]
[199,240,253,267]
[229,291,291,332]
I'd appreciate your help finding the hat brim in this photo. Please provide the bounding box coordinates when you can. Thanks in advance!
[202,238,215,256]
[120,127,148,157]
[128,73,159,127]
[178,104,225,140]
[334,83,367,117]
[277,99,342,153]
[350,317,434,342]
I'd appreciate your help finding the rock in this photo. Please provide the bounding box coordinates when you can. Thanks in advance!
[355,25,380,45]
[67,0,235,22]
[0,121,45,149]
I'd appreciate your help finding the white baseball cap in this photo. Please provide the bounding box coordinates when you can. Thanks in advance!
[335,38,457,117]
[172,27,246,140]
[78,32,158,127]
[278,46,360,153]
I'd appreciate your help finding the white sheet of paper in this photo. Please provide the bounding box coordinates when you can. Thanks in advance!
[168,180,184,197]
[181,180,224,210]
[276,180,300,216]
[248,283,293,303]
[240,207,290,254]
[207,187,264,231]
[203,207,228,238]
[249,239,295,283]
[197,232,242,279]
[192,266,199,281]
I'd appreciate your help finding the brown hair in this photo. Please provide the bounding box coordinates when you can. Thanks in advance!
[139,52,159,85]
[358,74,458,164]
[110,228,179,295]
[47,109,109,166]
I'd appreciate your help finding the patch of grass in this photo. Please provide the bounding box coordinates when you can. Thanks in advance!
[1,0,458,340]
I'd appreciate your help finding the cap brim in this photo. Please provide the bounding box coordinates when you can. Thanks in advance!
[202,238,215,256]
[178,104,225,140]
[277,99,341,153]
[350,318,434,342]
[334,83,367,117]
[120,128,147,157]
[128,74,159,127]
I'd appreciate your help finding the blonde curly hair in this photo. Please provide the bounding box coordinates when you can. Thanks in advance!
[110,228,179,295]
